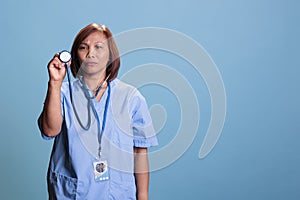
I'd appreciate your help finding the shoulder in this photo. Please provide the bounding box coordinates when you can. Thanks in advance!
[111,79,136,92]
[111,79,142,100]
[110,79,148,111]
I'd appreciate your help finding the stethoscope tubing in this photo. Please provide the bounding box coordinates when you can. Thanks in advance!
[59,49,110,158]
[65,64,110,157]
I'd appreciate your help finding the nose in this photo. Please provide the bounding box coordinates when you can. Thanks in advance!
[87,47,96,58]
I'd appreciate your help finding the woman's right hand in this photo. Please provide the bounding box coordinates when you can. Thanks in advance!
[47,53,68,83]
[42,53,67,137]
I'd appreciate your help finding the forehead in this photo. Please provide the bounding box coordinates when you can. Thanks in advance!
[82,31,107,44]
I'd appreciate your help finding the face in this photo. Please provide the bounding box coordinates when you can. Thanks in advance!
[77,31,109,78]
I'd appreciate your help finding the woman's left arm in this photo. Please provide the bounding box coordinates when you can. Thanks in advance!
[134,147,149,200]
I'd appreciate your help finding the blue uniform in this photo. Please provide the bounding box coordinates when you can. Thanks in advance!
[38,79,158,199]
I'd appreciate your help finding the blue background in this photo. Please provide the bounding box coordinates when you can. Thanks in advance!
[1,0,299,199]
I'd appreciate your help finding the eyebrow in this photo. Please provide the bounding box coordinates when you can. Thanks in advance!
[80,41,105,45]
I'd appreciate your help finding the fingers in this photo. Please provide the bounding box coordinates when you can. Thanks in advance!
[49,53,65,69]
[53,52,59,58]
[46,52,68,82]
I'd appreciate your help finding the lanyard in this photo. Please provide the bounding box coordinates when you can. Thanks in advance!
[81,79,111,159]
[66,66,111,158]
[92,82,110,158]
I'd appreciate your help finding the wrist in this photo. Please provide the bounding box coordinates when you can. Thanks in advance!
[48,80,63,88]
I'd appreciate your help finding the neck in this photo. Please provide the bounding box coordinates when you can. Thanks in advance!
[83,73,106,91]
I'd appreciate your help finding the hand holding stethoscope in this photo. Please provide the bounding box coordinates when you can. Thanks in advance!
[47,50,93,130]
[48,50,110,158]
[47,50,71,83]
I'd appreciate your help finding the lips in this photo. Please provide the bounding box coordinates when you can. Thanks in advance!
[85,62,97,66]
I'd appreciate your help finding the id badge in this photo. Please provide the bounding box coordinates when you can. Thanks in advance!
[93,160,109,182]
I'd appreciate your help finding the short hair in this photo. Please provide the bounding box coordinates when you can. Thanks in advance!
[70,23,120,82]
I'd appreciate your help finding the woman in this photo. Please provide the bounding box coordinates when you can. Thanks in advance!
[38,23,158,199]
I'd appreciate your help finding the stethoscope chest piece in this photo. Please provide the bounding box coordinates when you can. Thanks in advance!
[59,50,71,63]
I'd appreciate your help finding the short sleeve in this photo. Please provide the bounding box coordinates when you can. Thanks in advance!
[130,90,158,148]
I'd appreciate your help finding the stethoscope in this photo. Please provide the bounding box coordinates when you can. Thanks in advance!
[59,50,110,158]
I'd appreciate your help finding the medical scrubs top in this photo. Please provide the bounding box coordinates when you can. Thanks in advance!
[38,79,158,199]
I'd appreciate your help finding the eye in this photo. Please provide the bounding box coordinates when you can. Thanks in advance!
[78,45,88,50]
[96,44,103,49]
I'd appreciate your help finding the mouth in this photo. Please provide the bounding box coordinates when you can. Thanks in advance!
[84,62,98,66]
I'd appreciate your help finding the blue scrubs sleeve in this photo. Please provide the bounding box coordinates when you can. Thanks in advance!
[130,91,158,148]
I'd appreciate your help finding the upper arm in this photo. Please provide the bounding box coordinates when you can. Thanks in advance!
[130,90,158,148]
[134,147,148,154]
[37,90,65,140]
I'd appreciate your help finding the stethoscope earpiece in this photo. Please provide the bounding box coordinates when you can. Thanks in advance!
[59,50,72,63]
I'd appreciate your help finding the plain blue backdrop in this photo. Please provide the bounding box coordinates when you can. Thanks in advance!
[1,0,299,199]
